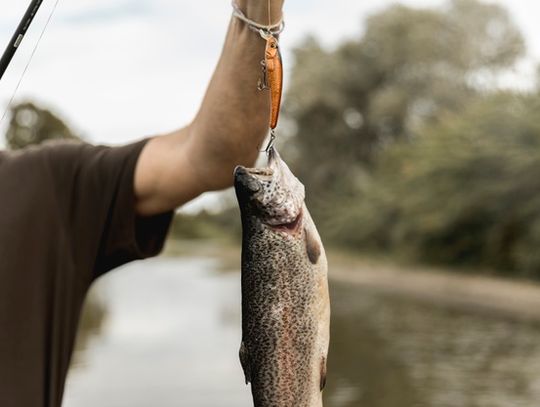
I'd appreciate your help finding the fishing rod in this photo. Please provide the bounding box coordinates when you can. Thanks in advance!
[0,0,45,82]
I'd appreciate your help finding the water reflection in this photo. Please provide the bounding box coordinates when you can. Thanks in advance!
[64,257,251,407]
[327,281,540,407]
[325,290,421,407]
[64,254,540,407]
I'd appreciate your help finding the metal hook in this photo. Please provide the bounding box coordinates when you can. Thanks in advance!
[257,59,269,91]
[261,129,276,153]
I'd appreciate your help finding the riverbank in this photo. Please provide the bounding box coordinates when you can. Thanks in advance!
[329,251,540,323]
[164,239,540,323]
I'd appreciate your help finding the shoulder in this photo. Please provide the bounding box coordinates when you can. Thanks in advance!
[5,139,149,173]
[1,140,91,168]
[37,140,109,165]
[0,139,151,197]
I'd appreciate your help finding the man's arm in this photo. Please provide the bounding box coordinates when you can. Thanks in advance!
[134,0,284,216]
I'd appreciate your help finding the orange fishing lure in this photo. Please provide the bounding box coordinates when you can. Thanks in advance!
[259,35,283,130]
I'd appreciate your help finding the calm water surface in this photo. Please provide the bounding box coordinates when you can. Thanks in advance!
[62,253,540,407]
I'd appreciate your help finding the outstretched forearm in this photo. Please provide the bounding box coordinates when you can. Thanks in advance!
[135,0,284,215]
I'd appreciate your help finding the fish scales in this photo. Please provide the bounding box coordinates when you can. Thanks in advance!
[235,148,330,407]
[242,218,318,405]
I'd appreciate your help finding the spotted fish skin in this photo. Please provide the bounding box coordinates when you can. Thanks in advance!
[234,148,330,407]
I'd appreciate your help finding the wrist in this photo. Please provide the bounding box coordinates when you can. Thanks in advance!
[234,0,284,27]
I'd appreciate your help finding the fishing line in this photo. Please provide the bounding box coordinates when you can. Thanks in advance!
[0,0,44,81]
[231,2,284,35]
[0,0,61,125]
[268,0,271,28]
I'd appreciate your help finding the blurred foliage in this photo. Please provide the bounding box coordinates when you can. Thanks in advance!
[5,102,81,150]
[169,207,241,242]
[331,93,540,276]
[284,0,524,217]
[73,291,108,365]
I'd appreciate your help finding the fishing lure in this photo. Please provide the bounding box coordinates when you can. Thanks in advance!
[258,34,283,130]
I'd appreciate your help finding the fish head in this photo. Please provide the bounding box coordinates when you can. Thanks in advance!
[234,147,305,229]
[265,36,279,60]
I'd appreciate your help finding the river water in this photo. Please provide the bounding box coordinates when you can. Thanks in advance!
[62,252,540,407]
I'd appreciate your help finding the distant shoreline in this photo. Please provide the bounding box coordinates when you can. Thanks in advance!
[329,252,540,324]
[164,239,540,323]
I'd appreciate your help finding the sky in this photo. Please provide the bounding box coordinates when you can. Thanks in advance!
[1,0,540,208]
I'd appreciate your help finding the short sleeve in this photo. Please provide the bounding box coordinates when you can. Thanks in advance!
[42,139,173,279]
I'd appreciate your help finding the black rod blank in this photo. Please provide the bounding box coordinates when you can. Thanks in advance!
[0,0,44,82]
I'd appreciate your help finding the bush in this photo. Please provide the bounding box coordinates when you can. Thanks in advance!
[331,93,540,277]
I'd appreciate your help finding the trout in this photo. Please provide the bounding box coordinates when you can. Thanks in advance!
[234,148,330,407]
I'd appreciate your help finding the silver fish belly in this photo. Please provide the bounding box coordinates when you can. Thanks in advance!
[234,148,330,407]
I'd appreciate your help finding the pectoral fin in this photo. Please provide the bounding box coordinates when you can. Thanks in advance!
[239,341,251,385]
[305,227,321,265]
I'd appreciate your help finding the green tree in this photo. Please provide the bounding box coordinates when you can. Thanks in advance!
[284,0,524,218]
[336,92,540,276]
[5,102,81,150]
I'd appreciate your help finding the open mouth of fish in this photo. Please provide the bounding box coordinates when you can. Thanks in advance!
[234,148,305,233]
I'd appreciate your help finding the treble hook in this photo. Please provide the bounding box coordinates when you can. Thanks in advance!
[257,59,269,91]
[261,129,276,154]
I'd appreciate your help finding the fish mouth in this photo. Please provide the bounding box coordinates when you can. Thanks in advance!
[233,147,279,188]
[234,147,305,231]
[240,167,273,178]
[233,166,273,193]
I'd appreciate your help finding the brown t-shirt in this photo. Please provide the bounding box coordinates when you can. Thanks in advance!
[0,139,173,407]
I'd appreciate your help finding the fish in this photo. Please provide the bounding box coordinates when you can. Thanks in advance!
[234,147,330,407]
[259,35,283,130]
